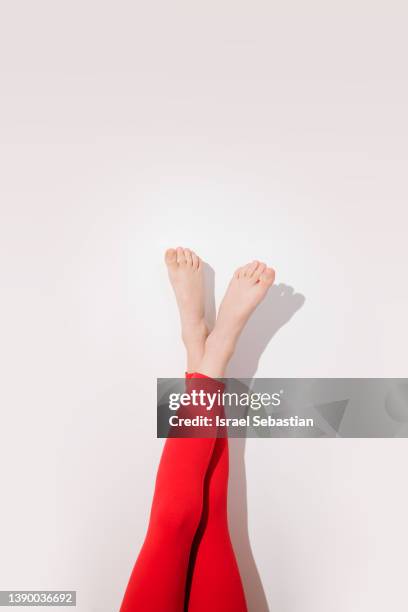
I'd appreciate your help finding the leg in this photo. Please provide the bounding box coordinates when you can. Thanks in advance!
[121,248,213,611]
[186,437,247,612]
[186,261,275,611]
[120,389,219,612]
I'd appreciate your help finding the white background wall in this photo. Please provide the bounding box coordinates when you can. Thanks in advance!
[1,1,408,611]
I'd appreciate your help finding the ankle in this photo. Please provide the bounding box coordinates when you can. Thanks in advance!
[181,318,208,348]
[196,330,235,379]
[205,329,235,361]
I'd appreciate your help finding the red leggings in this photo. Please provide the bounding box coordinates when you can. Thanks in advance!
[120,373,247,612]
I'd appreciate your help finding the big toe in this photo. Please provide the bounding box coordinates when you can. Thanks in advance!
[259,267,275,287]
[165,248,177,266]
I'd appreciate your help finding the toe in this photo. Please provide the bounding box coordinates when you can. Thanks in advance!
[191,251,199,269]
[176,246,185,264]
[165,248,177,265]
[246,260,260,277]
[259,267,276,287]
[241,262,254,277]
[252,262,266,280]
[184,248,193,266]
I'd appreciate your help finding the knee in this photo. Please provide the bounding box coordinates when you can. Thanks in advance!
[150,494,202,536]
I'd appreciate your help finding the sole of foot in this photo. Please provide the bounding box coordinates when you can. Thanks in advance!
[200,260,275,377]
[165,246,208,360]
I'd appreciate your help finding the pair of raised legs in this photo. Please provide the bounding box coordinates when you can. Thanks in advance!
[120,248,275,612]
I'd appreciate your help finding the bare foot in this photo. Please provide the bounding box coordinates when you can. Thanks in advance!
[199,261,275,378]
[165,247,208,370]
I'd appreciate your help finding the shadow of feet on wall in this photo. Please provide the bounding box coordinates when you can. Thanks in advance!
[227,283,306,379]
[226,283,305,612]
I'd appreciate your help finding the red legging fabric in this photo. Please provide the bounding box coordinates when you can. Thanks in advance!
[120,373,247,612]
